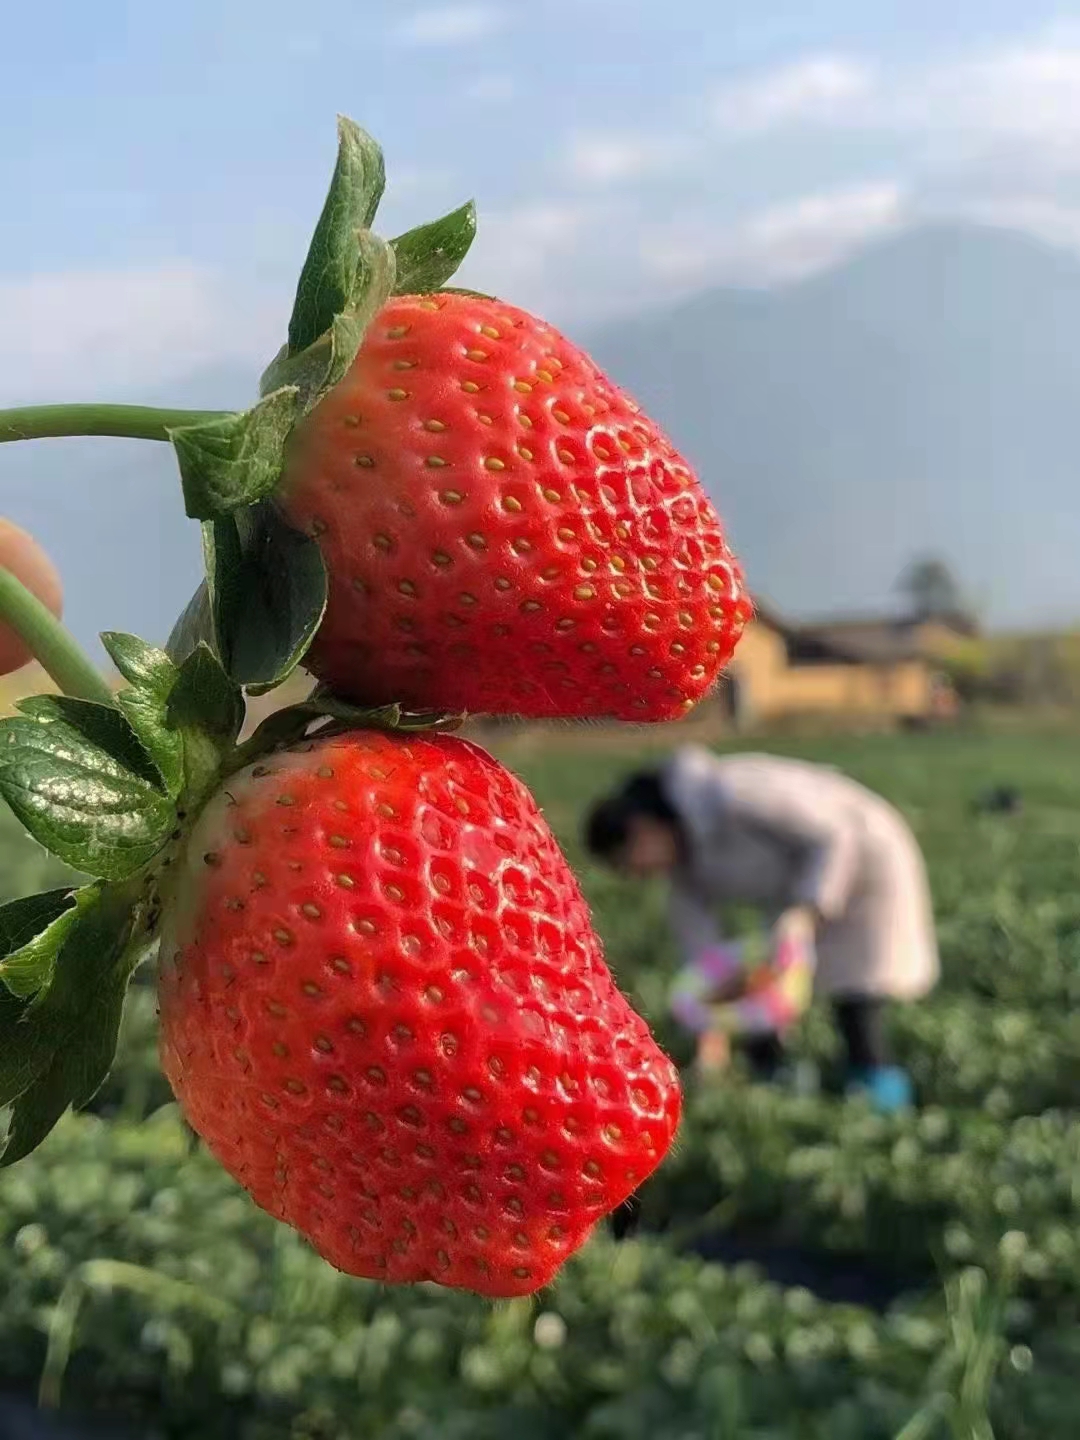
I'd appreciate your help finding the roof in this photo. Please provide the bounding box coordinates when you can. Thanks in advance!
[747,596,792,635]
[802,609,980,640]
[793,620,924,664]
[749,597,973,665]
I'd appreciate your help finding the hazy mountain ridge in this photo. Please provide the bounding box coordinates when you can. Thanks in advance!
[588,223,1080,628]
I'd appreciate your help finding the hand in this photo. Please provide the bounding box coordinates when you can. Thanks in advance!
[773,904,817,950]
[0,519,63,676]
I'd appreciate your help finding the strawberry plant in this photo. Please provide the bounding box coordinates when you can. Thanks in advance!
[3,719,1080,1434]
[0,119,750,719]
[0,1104,1057,1440]
[0,116,744,1299]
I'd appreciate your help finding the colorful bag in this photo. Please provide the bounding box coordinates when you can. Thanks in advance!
[670,926,816,1040]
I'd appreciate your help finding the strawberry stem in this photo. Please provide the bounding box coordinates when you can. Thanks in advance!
[0,404,232,444]
[0,569,116,707]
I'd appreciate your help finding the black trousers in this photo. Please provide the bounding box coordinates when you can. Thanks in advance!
[831,996,891,1071]
[739,996,891,1079]
[741,1031,786,1078]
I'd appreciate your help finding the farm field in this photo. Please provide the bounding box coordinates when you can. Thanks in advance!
[2,722,1080,1438]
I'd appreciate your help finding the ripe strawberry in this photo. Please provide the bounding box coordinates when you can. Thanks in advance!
[158,727,680,1297]
[278,292,751,720]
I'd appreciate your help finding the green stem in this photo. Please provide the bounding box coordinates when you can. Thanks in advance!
[0,570,115,707]
[0,404,232,444]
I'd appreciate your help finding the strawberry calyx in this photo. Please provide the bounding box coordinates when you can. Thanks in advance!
[0,612,460,1167]
[178,117,478,524]
[164,118,480,698]
[233,691,464,770]
[0,120,483,705]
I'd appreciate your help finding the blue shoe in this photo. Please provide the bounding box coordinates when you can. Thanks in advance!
[847,1066,914,1113]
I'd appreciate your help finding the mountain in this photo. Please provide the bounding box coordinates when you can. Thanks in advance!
[5,222,1079,662]
[587,223,1080,628]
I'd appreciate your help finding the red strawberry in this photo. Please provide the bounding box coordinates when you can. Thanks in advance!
[278,292,751,720]
[158,727,680,1297]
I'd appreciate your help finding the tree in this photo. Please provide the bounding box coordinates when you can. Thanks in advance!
[896,557,972,624]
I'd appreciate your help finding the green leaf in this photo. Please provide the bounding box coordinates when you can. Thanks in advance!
[439,285,497,301]
[101,632,184,798]
[0,888,80,997]
[0,890,78,952]
[1,973,127,1165]
[0,984,53,1122]
[198,504,327,692]
[165,581,214,670]
[14,694,164,790]
[391,200,478,294]
[164,644,245,807]
[170,387,300,521]
[168,644,244,747]
[258,336,332,410]
[324,229,397,391]
[292,693,463,732]
[0,883,116,1102]
[260,230,396,409]
[0,703,175,881]
[238,692,462,765]
[0,883,136,1165]
[287,116,386,356]
[102,631,177,696]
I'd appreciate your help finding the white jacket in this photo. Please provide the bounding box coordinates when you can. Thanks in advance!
[662,747,940,1001]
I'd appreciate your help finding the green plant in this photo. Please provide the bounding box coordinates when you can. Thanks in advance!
[2,724,1080,1434]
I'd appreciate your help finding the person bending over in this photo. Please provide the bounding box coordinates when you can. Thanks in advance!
[584,747,940,1112]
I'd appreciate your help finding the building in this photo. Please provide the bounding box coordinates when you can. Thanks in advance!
[720,601,975,730]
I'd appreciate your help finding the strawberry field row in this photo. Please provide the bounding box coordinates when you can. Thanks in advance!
[0,1107,1069,1440]
[5,727,1080,1436]
[637,1081,1080,1312]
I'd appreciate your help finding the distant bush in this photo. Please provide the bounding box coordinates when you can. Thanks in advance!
[943,633,1080,707]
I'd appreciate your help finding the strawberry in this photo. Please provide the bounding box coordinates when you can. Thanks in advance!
[277,292,751,720]
[157,726,681,1297]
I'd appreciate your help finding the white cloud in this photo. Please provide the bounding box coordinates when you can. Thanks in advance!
[463,74,516,103]
[641,182,908,288]
[713,55,876,135]
[949,196,1080,252]
[927,39,1080,146]
[710,34,1080,162]
[564,132,680,185]
[412,24,1080,321]
[737,182,907,281]
[456,199,597,314]
[472,200,588,272]
[0,264,273,404]
[394,5,506,47]
[545,26,1080,313]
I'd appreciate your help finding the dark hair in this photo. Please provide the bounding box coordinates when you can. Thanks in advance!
[583,769,683,863]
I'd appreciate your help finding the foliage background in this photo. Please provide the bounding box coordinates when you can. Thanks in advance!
[2,722,1080,1438]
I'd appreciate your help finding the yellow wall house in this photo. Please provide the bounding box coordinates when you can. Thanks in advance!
[0,611,973,732]
[719,601,974,730]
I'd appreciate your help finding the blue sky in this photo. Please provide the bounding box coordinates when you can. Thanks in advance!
[4,0,1080,394]
[3,1,1080,652]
